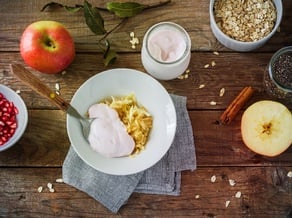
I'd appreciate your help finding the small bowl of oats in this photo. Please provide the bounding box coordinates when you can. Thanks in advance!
[210,0,283,52]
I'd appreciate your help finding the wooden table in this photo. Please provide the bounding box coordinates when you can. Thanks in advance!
[1,0,291,217]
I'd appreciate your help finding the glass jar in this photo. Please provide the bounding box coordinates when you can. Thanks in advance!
[264,46,292,104]
[141,22,191,80]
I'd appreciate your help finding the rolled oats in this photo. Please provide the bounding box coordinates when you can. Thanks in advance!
[214,0,276,42]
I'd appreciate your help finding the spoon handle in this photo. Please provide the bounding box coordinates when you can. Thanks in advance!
[10,64,70,111]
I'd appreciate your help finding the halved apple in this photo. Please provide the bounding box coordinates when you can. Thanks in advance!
[241,100,292,157]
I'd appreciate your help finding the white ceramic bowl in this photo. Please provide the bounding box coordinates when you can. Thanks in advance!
[67,68,177,175]
[0,85,28,152]
[210,0,283,52]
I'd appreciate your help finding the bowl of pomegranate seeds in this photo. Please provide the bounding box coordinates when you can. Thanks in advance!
[0,84,28,151]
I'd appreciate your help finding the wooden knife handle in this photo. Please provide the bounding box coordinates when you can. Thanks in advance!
[10,64,70,111]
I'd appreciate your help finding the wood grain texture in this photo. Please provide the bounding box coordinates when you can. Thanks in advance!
[0,167,291,217]
[1,52,289,110]
[0,0,291,52]
[0,110,291,167]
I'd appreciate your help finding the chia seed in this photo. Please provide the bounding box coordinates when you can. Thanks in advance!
[264,46,292,104]
[272,52,292,89]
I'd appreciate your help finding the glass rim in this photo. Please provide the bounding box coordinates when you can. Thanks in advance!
[144,22,191,65]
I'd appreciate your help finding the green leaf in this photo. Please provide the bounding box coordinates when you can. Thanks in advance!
[106,2,145,18]
[84,0,106,35]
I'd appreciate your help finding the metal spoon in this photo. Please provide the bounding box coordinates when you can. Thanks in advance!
[9,64,92,140]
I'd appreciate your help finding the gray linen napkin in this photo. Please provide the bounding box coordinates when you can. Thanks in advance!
[62,94,196,213]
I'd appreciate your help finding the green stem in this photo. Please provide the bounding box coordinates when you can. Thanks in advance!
[98,17,128,43]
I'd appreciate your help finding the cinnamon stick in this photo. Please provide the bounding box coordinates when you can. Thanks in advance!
[220,86,255,124]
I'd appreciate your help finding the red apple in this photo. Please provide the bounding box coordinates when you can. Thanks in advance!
[20,20,75,74]
[241,100,292,157]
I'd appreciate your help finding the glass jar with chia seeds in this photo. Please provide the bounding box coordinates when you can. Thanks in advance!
[264,46,292,104]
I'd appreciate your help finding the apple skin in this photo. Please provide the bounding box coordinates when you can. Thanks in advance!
[20,20,75,74]
[241,100,292,157]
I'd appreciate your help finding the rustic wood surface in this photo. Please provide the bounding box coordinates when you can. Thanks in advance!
[0,0,291,217]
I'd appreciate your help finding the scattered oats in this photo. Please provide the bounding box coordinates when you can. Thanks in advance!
[195,195,200,199]
[61,71,66,75]
[199,84,205,89]
[235,191,242,199]
[229,179,236,186]
[211,175,217,183]
[129,31,139,49]
[213,51,219,55]
[204,64,210,68]
[15,90,21,94]
[56,178,64,183]
[177,69,190,80]
[219,87,225,97]
[211,60,216,67]
[47,182,53,190]
[55,90,60,95]
[37,186,43,193]
[287,171,292,178]
[209,101,217,106]
[225,200,231,208]
[49,188,55,193]
[277,27,281,32]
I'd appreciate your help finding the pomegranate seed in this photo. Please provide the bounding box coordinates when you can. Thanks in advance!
[0,92,19,146]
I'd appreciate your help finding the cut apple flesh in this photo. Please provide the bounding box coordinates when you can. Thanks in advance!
[241,100,292,157]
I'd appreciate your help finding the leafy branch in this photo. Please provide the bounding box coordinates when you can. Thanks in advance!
[41,0,171,66]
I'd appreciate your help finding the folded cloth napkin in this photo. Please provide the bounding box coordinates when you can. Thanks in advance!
[62,94,196,213]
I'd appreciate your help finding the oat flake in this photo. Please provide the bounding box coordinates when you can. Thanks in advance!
[225,200,231,208]
[229,179,236,186]
[209,101,217,106]
[47,182,53,190]
[199,84,205,89]
[235,191,241,198]
[56,178,64,183]
[37,186,43,193]
[287,171,292,178]
[204,64,210,68]
[211,175,216,183]
[219,88,225,97]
